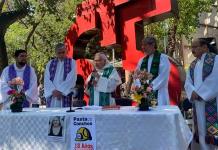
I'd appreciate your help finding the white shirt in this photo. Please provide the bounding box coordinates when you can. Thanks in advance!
[86,64,122,106]
[44,59,77,107]
[136,53,171,105]
[0,64,38,108]
[185,53,218,150]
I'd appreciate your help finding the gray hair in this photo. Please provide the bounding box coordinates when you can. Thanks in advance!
[142,36,157,49]
[55,43,66,51]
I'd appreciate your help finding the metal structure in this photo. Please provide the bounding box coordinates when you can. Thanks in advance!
[65,0,181,105]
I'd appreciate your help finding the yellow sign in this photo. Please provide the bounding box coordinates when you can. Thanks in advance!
[75,127,92,141]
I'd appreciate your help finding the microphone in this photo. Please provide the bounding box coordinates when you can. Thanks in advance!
[88,69,97,87]
[88,69,99,87]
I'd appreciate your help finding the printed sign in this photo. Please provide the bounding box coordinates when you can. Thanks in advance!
[48,116,66,141]
[70,115,96,150]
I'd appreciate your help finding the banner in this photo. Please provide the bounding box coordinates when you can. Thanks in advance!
[70,115,96,150]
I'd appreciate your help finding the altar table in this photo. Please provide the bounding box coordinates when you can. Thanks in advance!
[0,106,192,150]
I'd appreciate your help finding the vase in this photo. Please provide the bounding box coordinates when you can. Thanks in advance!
[138,97,149,111]
[10,101,23,112]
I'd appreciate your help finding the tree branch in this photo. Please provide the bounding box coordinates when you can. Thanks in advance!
[25,12,46,50]
[25,22,40,50]
[31,35,38,51]
[35,31,53,49]
[0,3,29,72]
[0,9,28,29]
[0,0,5,14]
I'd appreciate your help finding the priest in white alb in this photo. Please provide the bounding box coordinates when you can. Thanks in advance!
[185,38,218,150]
[0,49,38,108]
[44,43,77,107]
[135,36,170,105]
[85,52,122,106]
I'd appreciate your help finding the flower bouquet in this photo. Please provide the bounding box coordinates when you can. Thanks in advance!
[131,70,157,111]
[7,77,26,112]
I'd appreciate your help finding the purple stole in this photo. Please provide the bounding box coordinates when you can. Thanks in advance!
[47,58,72,107]
[8,64,31,107]
[190,52,218,145]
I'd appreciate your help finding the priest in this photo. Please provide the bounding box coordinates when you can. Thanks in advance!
[0,49,38,108]
[44,43,77,107]
[86,52,122,106]
[185,38,218,150]
[135,36,170,105]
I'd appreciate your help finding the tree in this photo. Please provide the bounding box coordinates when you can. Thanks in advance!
[0,0,29,72]
[3,0,83,82]
[144,0,215,61]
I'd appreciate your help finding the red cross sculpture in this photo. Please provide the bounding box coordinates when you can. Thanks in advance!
[65,0,181,105]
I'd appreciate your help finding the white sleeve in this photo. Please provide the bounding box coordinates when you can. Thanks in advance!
[151,54,170,91]
[184,69,196,100]
[84,74,92,96]
[57,59,77,96]
[25,67,38,103]
[0,78,2,102]
[96,68,122,93]
[0,67,11,103]
[196,56,218,101]
[44,61,56,98]
[136,57,144,71]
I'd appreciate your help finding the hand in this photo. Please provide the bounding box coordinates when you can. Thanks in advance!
[133,70,140,79]
[92,71,100,80]
[146,86,153,93]
[191,91,200,101]
[52,90,62,100]
[88,77,98,87]
[92,80,98,87]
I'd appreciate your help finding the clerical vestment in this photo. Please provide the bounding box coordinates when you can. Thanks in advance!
[185,53,218,150]
[44,58,77,107]
[86,64,122,106]
[136,51,170,105]
[0,64,38,108]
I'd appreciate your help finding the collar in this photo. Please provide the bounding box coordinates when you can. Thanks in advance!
[96,63,112,73]
[57,58,65,62]
[149,54,154,59]
[198,53,207,62]
[14,64,26,71]
[144,53,154,59]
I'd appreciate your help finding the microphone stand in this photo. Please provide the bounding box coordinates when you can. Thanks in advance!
[66,92,75,112]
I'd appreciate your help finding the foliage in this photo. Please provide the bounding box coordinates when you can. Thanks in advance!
[4,0,83,82]
[176,0,214,39]
[144,0,215,55]
[2,0,216,81]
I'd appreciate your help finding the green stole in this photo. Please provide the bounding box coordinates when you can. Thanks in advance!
[190,52,218,145]
[140,50,161,99]
[88,66,114,106]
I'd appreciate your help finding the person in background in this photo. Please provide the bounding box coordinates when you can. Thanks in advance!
[0,49,38,108]
[85,52,121,106]
[135,36,171,105]
[44,43,77,107]
[185,38,218,150]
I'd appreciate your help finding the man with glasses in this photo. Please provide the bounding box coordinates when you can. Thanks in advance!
[0,49,38,109]
[44,43,77,107]
[85,52,121,106]
[185,38,218,149]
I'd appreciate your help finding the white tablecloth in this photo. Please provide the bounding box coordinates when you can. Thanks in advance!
[0,106,192,150]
